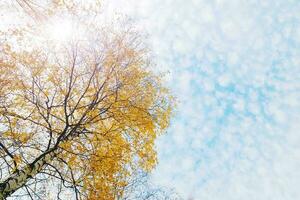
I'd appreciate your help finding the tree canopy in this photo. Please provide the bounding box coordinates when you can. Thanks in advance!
[0,1,173,199]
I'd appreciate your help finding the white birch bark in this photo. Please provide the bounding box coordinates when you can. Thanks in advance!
[0,151,55,199]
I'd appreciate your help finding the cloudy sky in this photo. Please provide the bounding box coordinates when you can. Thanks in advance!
[2,0,300,199]
[106,0,300,199]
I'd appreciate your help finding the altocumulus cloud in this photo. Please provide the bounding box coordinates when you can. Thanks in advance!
[106,0,300,199]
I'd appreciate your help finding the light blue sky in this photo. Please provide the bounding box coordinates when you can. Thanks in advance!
[109,0,300,199]
[1,1,300,199]
[1,0,300,199]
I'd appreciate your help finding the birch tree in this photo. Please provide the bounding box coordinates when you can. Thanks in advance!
[0,1,173,199]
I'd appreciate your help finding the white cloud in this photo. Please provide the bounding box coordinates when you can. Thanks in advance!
[107,0,300,199]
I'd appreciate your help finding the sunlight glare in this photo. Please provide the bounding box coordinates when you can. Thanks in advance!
[47,19,73,42]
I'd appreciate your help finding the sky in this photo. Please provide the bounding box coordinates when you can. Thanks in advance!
[1,0,300,199]
[106,0,300,199]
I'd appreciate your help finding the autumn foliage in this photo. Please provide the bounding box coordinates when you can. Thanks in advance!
[0,1,173,199]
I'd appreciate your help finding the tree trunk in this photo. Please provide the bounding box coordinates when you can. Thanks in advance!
[0,150,56,199]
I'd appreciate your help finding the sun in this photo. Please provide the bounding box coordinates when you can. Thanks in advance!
[46,19,73,42]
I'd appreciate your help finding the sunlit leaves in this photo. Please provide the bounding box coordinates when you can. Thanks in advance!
[0,5,173,198]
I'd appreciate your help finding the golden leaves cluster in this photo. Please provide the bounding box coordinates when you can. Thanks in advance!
[0,5,173,199]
